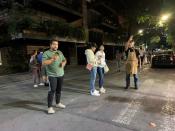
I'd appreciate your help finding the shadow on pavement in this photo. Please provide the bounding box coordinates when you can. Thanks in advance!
[3,100,46,112]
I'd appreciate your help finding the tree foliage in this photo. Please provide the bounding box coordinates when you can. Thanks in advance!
[150,35,160,44]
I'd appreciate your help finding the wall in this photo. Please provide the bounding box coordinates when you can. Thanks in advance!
[0,45,28,75]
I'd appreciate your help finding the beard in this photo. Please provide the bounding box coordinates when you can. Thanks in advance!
[51,47,58,51]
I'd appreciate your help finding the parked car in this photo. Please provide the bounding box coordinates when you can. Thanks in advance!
[151,50,175,68]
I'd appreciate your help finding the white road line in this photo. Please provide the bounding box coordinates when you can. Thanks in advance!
[112,95,141,125]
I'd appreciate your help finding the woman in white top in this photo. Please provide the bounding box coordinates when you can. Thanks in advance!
[85,43,100,96]
[95,45,106,93]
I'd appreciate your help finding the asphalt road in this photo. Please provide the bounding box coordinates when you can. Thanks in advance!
[0,64,175,131]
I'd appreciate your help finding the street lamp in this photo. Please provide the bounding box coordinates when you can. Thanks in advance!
[161,14,171,21]
[158,14,171,27]
[138,29,143,35]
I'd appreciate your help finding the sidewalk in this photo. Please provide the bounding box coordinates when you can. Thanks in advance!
[0,61,125,87]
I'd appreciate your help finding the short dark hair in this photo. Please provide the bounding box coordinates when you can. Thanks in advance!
[50,36,59,45]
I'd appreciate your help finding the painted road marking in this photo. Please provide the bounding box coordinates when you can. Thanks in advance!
[112,95,141,125]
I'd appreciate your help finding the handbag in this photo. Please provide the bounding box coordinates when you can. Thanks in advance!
[104,64,109,73]
[86,64,93,71]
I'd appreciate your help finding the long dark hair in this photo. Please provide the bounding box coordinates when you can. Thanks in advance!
[87,42,97,49]
[31,50,37,56]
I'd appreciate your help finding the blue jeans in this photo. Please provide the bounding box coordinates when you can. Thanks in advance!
[126,73,138,88]
[90,67,97,93]
[97,67,104,88]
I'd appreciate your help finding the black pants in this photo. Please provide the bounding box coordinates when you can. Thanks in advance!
[140,56,144,66]
[48,76,63,108]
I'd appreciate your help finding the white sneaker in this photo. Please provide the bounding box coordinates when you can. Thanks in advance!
[100,87,106,94]
[38,83,44,86]
[94,89,100,94]
[48,107,55,114]
[91,90,100,96]
[56,103,66,109]
[33,84,38,88]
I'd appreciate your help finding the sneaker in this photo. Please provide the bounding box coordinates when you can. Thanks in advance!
[91,90,100,96]
[33,84,38,88]
[38,83,44,86]
[56,103,66,109]
[100,87,106,93]
[48,107,55,114]
[94,89,100,94]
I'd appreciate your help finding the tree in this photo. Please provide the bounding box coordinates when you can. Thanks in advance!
[150,35,160,44]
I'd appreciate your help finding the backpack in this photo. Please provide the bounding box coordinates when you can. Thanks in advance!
[37,53,43,64]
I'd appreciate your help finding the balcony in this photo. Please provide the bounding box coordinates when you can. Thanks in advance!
[88,9,118,32]
[90,2,117,16]
[32,0,82,22]
[5,16,85,42]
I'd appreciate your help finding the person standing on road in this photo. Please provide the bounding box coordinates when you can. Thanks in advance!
[29,50,41,88]
[37,48,49,86]
[36,48,45,86]
[95,45,106,94]
[116,50,122,72]
[125,36,140,89]
[42,37,67,114]
[139,46,145,68]
[85,43,100,96]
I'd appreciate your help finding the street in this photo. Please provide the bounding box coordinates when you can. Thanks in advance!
[0,63,175,131]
